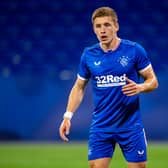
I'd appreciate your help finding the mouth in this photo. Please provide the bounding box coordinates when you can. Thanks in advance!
[100,35,108,41]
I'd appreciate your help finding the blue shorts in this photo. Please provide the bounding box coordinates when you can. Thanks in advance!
[88,128,147,162]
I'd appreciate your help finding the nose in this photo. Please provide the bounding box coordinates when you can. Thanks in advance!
[100,26,105,33]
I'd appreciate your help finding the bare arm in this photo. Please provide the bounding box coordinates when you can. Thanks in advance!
[66,77,88,113]
[59,77,88,141]
[122,65,158,96]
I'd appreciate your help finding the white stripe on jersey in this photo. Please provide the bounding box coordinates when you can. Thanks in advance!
[139,64,152,73]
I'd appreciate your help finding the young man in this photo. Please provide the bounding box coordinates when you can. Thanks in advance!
[59,7,158,168]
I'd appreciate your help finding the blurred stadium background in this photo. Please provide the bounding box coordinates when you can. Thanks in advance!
[0,0,167,143]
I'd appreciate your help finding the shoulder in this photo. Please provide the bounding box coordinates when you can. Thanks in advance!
[121,39,142,48]
[121,39,145,51]
[83,43,102,57]
[80,43,101,63]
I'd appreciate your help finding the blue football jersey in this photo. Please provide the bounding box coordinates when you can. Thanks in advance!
[78,39,151,133]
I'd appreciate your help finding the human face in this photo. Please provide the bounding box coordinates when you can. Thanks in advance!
[93,16,119,47]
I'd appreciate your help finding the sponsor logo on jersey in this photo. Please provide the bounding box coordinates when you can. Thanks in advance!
[95,74,126,87]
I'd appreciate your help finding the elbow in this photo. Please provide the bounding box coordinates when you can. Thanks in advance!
[153,78,159,90]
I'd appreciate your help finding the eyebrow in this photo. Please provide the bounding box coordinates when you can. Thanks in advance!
[95,22,111,26]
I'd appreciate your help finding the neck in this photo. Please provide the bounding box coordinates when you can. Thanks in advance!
[100,37,121,52]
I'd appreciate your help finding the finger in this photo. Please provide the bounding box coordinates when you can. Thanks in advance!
[126,78,134,83]
[66,127,70,135]
[62,135,69,142]
[122,84,135,90]
[122,84,136,91]
[124,92,137,96]
[60,129,69,142]
[122,87,138,96]
[124,93,136,96]
[62,134,69,142]
[123,89,136,95]
[59,125,69,142]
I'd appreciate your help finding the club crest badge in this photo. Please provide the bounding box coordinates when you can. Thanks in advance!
[118,56,129,67]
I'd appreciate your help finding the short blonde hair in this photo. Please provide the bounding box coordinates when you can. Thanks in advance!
[92,7,118,24]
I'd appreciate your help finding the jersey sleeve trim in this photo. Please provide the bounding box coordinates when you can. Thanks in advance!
[77,74,89,81]
[138,64,151,73]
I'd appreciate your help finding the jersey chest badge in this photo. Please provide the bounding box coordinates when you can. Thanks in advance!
[118,56,129,67]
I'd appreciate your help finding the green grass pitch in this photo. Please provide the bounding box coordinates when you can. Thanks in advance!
[0,142,167,168]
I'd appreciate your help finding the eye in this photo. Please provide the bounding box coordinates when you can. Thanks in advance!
[104,23,111,27]
[95,24,101,28]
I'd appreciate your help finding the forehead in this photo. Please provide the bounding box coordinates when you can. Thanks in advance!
[93,16,113,25]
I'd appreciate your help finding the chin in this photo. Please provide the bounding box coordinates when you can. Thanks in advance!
[101,41,110,45]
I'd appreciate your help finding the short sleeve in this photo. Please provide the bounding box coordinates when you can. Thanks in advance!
[135,43,151,72]
[77,49,91,80]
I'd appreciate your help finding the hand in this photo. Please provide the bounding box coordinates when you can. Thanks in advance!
[59,118,71,142]
[122,78,142,96]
